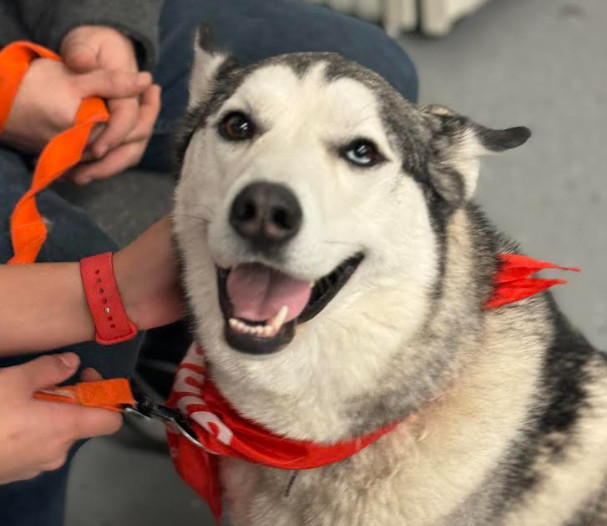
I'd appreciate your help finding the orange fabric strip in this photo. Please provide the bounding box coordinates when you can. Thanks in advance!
[0,41,109,264]
[34,378,135,412]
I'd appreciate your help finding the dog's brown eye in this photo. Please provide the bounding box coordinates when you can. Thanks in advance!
[343,140,383,167]
[219,112,255,141]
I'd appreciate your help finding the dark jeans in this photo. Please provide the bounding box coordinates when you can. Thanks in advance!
[0,1,417,524]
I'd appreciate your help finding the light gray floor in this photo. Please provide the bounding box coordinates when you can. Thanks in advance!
[65,0,607,524]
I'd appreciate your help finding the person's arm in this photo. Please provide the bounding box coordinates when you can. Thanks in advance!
[14,0,164,71]
[0,217,183,356]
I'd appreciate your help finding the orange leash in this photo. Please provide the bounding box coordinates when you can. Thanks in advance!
[0,41,109,264]
[34,378,200,445]
[34,378,135,412]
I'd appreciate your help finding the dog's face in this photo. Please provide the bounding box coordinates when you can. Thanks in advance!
[174,28,529,405]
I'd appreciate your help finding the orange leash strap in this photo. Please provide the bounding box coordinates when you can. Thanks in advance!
[34,378,199,445]
[0,42,129,410]
[0,41,110,264]
[34,379,136,412]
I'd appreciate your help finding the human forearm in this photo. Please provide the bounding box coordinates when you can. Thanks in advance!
[0,262,95,355]
[0,217,183,356]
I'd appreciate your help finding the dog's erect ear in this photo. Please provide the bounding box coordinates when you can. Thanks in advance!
[188,24,237,109]
[420,104,531,205]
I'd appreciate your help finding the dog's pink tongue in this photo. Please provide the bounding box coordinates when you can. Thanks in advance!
[226,264,311,322]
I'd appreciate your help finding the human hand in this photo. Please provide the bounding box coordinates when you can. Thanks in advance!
[61,26,161,184]
[114,216,185,331]
[0,354,121,485]
[0,58,152,153]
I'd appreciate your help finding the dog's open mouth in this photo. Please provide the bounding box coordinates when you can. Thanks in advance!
[217,253,364,354]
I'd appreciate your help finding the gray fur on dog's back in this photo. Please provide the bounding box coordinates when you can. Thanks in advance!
[173,28,607,525]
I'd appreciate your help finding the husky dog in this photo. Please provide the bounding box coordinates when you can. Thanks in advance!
[172,28,607,526]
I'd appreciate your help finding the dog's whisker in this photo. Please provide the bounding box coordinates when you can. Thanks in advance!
[176,213,211,224]
[322,240,358,247]
[178,201,215,216]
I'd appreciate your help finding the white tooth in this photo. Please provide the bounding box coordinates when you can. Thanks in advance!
[270,305,289,330]
[309,281,315,288]
[261,325,274,338]
[230,317,277,337]
[231,319,249,335]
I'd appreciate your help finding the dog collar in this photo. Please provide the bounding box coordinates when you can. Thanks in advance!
[0,41,109,264]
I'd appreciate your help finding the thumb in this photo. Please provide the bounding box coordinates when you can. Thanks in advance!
[75,70,152,99]
[63,39,98,73]
[80,367,103,382]
[17,353,80,393]
[70,405,123,439]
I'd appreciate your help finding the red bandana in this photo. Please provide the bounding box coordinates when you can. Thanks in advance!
[485,253,579,308]
[166,253,578,521]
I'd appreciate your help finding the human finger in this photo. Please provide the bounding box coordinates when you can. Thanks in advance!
[75,70,151,99]
[91,97,139,158]
[62,38,99,73]
[124,85,161,143]
[11,354,80,394]
[71,141,146,185]
[80,368,103,382]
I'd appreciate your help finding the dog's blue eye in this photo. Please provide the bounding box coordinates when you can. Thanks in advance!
[343,140,383,167]
[219,111,255,141]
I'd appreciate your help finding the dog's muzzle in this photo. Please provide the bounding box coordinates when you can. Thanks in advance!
[217,181,364,354]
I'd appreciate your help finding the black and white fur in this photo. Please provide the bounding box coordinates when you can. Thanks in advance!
[172,28,607,525]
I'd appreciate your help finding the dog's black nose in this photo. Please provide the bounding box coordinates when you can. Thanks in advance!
[230,182,302,250]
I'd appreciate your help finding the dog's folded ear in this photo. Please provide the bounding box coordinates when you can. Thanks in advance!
[420,104,531,205]
[188,24,238,110]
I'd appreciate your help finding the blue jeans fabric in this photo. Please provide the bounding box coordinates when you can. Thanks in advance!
[0,1,418,524]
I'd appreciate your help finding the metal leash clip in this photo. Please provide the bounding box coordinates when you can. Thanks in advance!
[121,381,203,448]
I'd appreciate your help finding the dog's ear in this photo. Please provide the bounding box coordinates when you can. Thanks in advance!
[420,104,531,205]
[188,24,237,109]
